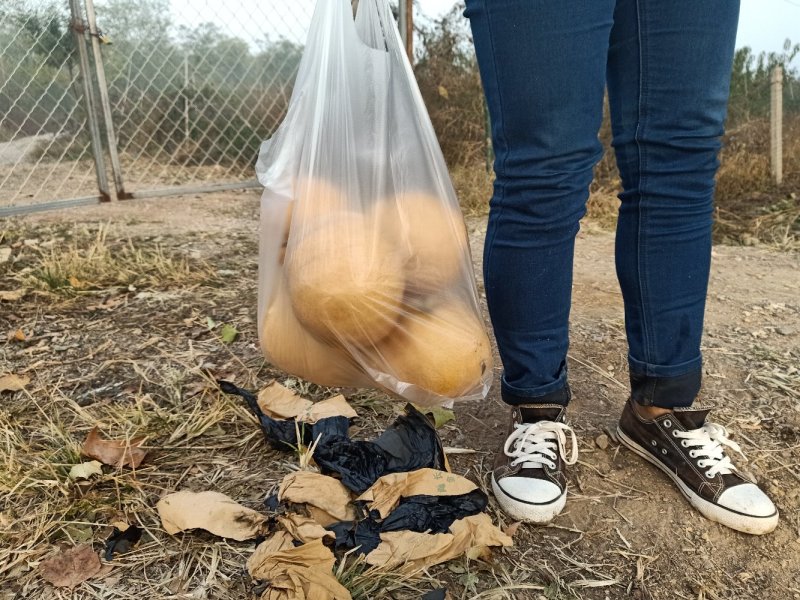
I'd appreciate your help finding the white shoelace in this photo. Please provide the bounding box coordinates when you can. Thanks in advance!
[503,421,579,470]
[673,422,746,478]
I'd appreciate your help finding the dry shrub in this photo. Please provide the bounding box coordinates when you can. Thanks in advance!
[714,115,800,247]
[450,163,493,216]
[416,8,488,171]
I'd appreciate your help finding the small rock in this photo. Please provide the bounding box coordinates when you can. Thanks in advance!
[777,326,795,336]
[595,434,609,450]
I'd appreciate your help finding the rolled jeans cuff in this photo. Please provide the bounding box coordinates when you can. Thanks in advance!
[501,370,571,407]
[628,354,702,409]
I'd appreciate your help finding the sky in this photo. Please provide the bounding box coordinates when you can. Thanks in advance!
[418,0,800,58]
[166,0,799,63]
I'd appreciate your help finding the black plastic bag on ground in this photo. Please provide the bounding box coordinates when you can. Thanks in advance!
[380,490,488,534]
[220,381,446,494]
[312,404,446,493]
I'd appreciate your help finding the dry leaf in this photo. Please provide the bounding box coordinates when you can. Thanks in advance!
[306,506,340,528]
[69,461,103,481]
[157,490,266,541]
[276,513,335,544]
[7,329,25,342]
[366,513,512,573]
[247,537,351,600]
[0,289,26,302]
[0,373,29,392]
[358,468,478,518]
[247,531,295,573]
[257,383,357,424]
[301,394,358,423]
[39,544,102,588]
[68,276,88,289]
[502,521,522,538]
[257,381,310,419]
[278,472,356,522]
[81,428,147,468]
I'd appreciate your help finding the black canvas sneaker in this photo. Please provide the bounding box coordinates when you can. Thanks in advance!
[617,399,778,535]
[491,404,578,523]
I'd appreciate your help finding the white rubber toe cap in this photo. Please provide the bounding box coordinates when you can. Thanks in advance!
[717,483,777,518]
[496,476,562,505]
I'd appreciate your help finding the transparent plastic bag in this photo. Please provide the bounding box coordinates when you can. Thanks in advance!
[256,0,493,406]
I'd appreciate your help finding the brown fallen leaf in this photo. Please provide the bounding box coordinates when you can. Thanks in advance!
[306,506,341,528]
[247,537,351,600]
[366,513,513,573]
[39,544,102,588]
[257,383,357,424]
[301,394,358,423]
[358,468,478,518]
[81,428,147,468]
[157,490,267,541]
[7,329,25,342]
[278,471,356,522]
[0,373,29,393]
[502,521,522,538]
[276,513,335,544]
[257,381,311,419]
[0,289,26,302]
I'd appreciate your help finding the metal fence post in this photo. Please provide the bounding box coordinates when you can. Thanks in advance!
[399,0,413,61]
[69,0,111,203]
[770,65,783,186]
[83,0,130,199]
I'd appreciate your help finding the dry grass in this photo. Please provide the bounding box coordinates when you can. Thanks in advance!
[7,225,216,294]
[2,208,799,600]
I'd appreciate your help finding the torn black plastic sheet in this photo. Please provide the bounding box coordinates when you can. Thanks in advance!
[380,489,488,534]
[311,406,447,493]
[219,381,446,494]
[324,490,488,555]
[104,525,142,560]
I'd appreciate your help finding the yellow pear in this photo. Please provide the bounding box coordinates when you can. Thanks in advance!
[260,275,369,387]
[376,192,469,294]
[376,300,493,399]
[286,212,406,347]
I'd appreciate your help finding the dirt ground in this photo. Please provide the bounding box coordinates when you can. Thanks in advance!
[1,190,799,599]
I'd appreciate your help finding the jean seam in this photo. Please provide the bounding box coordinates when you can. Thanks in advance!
[633,0,654,368]
[481,0,508,278]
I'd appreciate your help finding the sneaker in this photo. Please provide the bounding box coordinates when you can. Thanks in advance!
[491,404,578,524]
[617,399,778,535]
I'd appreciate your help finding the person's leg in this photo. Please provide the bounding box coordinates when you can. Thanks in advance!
[609,0,778,535]
[465,0,614,523]
[607,0,737,409]
[465,0,615,409]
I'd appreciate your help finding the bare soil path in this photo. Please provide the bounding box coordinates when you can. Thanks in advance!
[2,191,798,599]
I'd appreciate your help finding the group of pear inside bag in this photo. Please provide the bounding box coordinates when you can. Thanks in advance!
[255,0,492,407]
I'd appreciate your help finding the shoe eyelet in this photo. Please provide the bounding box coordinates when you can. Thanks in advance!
[672,430,680,437]
[664,419,672,428]
[689,450,697,458]
[705,470,714,479]
[681,440,689,447]
[697,460,706,468]
[651,440,657,447]
[661,449,667,455]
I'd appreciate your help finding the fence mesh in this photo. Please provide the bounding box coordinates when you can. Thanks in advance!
[0,0,315,212]
[0,1,100,210]
[99,0,314,194]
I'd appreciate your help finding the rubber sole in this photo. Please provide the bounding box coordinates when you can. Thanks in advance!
[616,426,779,535]
[491,475,567,524]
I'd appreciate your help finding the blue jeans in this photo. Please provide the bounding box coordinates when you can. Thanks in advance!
[464,0,740,409]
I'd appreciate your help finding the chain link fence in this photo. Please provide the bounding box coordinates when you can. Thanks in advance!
[1,0,315,216]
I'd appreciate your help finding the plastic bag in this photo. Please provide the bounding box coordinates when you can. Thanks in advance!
[256,0,493,406]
